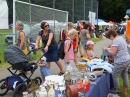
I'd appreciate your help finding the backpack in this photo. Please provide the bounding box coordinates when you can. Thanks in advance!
[57,39,71,59]
[59,30,66,42]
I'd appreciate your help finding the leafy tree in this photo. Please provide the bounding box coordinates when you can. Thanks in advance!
[99,0,130,22]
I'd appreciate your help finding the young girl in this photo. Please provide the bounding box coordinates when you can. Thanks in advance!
[38,56,50,83]
[83,40,98,60]
[64,29,78,69]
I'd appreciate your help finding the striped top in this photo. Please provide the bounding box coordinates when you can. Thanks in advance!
[111,36,130,63]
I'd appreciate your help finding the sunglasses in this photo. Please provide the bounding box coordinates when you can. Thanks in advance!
[44,25,49,27]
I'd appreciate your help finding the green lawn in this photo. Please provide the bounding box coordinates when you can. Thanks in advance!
[90,37,102,42]
[0,29,13,67]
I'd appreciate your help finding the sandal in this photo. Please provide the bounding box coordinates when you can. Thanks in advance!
[58,72,64,76]
[121,91,127,96]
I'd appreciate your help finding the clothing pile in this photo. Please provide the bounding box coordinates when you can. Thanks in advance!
[87,59,114,73]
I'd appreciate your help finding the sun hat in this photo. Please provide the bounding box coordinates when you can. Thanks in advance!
[86,40,94,45]
[41,56,46,62]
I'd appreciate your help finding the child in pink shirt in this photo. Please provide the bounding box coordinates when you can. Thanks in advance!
[64,29,78,69]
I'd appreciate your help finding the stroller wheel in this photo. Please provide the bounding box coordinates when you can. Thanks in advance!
[0,79,9,96]
[34,77,42,85]
[13,83,27,97]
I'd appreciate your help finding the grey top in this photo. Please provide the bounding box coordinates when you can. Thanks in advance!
[111,36,130,63]
[80,29,89,42]
[38,29,57,48]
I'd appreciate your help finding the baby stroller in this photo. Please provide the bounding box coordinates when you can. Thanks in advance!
[0,45,42,97]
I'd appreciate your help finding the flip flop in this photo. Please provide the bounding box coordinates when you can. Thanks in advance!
[58,72,64,76]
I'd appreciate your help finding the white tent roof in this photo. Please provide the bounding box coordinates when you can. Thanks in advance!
[120,22,127,26]
[0,0,9,29]
[95,22,113,26]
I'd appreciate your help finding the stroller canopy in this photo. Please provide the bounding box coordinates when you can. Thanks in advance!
[4,45,29,64]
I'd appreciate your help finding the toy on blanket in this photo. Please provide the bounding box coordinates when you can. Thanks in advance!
[76,58,90,71]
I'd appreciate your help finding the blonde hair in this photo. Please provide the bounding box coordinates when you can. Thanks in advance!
[16,21,24,30]
[68,22,74,27]
[68,28,77,36]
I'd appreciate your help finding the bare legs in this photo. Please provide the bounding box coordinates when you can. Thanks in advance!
[55,60,64,73]
[47,60,64,74]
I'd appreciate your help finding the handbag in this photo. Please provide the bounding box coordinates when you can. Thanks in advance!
[22,46,28,54]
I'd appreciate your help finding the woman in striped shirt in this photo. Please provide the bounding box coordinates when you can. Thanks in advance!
[105,29,130,96]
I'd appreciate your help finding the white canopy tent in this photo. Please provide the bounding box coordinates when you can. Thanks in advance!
[0,0,9,29]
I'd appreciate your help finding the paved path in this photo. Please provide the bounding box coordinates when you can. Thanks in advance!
[0,38,111,97]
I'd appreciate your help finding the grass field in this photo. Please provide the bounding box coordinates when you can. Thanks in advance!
[90,37,102,42]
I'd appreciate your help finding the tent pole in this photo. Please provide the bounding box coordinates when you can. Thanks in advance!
[13,0,16,44]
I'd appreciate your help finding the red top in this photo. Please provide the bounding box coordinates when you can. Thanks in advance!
[73,38,77,49]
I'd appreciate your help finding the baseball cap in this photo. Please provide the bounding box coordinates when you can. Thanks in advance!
[86,40,94,45]
[41,56,46,62]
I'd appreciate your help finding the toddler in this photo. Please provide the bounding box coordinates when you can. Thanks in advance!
[38,56,50,83]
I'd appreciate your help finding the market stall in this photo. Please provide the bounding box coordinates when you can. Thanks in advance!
[22,58,114,97]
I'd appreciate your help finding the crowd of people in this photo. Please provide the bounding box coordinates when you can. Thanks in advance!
[15,20,130,96]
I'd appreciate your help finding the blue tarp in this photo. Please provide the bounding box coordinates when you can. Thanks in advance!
[126,9,130,14]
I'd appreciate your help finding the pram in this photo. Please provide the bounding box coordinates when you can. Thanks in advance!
[0,45,42,97]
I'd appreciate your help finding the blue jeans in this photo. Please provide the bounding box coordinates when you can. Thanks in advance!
[81,41,87,49]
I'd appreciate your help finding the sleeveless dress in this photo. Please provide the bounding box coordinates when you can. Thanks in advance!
[17,31,26,50]
[38,29,59,62]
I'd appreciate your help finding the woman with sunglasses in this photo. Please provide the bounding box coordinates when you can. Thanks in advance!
[105,29,130,96]
[35,22,64,75]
